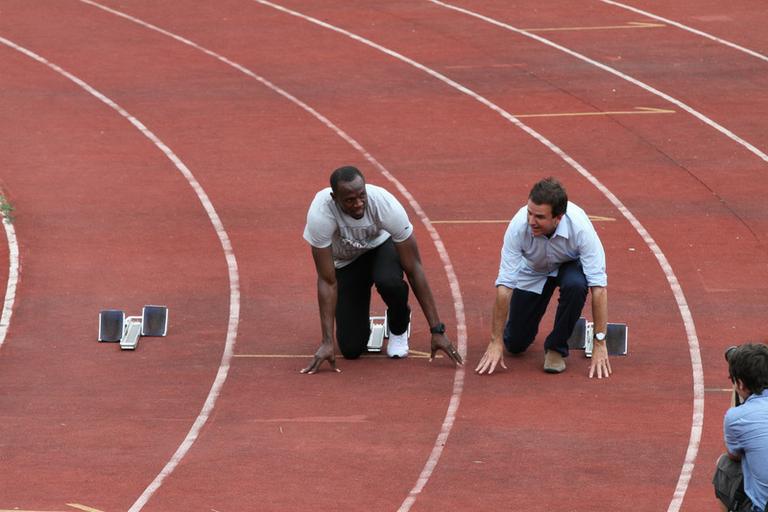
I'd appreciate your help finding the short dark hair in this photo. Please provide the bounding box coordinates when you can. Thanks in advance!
[728,343,768,395]
[330,166,364,192]
[529,177,568,218]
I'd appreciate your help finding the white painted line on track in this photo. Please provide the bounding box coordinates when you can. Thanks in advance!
[249,2,703,512]
[0,36,241,512]
[76,1,467,511]
[0,208,20,350]
[429,0,768,167]
[600,0,768,64]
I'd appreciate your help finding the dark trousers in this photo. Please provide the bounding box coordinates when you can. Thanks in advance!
[336,238,410,359]
[503,260,588,357]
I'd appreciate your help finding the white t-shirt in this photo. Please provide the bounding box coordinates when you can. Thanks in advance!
[303,184,413,268]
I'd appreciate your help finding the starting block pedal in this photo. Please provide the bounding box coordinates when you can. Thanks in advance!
[567,317,628,357]
[120,316,143,350]
[367,310,411,352]
[98,305,169,351]
[98,309,125,342]
[141,305,169,337]
[367,316,387,352]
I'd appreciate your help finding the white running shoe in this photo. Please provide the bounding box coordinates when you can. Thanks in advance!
[386,331,409,358]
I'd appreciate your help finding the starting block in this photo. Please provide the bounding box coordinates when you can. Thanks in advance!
[98,305,168,350]
[121,316,143,350]
[367,310,411,352]
[368,316,387,352]
[567,317,628,357]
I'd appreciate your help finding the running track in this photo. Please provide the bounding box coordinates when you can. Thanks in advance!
[0,1,766,511]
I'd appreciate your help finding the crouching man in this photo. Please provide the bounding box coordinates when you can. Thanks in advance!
[713,343,768,512]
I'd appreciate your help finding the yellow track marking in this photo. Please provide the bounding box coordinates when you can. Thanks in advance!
[0,506,103,512]
[234,351,440,359]
[235,354,314,358]
[444,63,521,70]
[523,21,665,32]
[512,106,675,119]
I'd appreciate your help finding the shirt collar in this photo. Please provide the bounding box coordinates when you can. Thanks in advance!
[552,213,571,239]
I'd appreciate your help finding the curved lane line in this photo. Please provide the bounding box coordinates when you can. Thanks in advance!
[429,1,768,168]
[0,36,241,512]
[0,203,20,350]
[248,2,703,511]
[75,1,468,511]
[600,0,768,63]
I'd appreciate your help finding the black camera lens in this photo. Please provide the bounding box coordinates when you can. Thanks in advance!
[724,345,738,362]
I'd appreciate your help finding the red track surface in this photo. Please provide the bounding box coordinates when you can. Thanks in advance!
[1,1,766,511]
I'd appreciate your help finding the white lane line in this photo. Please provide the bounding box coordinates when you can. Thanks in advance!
[249,2,702,511]
[0,206,20,350]
[429,0,768,166]
[0,36,241,512]
[421,3,706,510]
[600,0,768,64]
[436,0,768,168]
[76,1,467,511]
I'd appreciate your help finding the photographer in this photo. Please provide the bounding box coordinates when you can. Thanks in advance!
[713,343,768,512]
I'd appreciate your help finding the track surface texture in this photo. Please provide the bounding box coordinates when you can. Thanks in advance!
[1,1,766,511]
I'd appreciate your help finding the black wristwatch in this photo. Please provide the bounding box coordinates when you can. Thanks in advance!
[430,322,446,335]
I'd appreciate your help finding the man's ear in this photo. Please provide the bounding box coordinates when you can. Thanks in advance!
[330,191,336,201]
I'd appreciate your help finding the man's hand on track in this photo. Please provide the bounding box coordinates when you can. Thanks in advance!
[301,343,341,375]
[430,334,464,365]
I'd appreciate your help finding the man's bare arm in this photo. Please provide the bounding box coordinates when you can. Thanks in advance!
[588,286,611,379]
[394,235,462,365]
[301,246,340,374]
[476,285,513,375]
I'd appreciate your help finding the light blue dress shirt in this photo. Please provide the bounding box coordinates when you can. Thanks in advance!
[495,202,607,294]
[725,391,768,511]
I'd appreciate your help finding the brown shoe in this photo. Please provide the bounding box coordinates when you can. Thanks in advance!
[544,350,566,374]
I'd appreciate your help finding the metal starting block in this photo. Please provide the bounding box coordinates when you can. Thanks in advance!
[121,316,143,350]
[98,305,169,351]
[367,316,387,352]
[366,310,411,352]
[566,317,628,357]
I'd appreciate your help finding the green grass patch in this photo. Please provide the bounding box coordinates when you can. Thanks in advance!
[0,195,15,224]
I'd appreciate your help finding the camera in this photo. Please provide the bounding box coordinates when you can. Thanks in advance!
[723,345,742,406]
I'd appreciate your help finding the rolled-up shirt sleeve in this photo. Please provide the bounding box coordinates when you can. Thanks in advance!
[576,225,607,288]
[495,211,525,289]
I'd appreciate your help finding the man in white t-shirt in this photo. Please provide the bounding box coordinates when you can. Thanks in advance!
[301,166,463,374]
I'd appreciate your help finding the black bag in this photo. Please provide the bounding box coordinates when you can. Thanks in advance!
[713,454,754,512]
